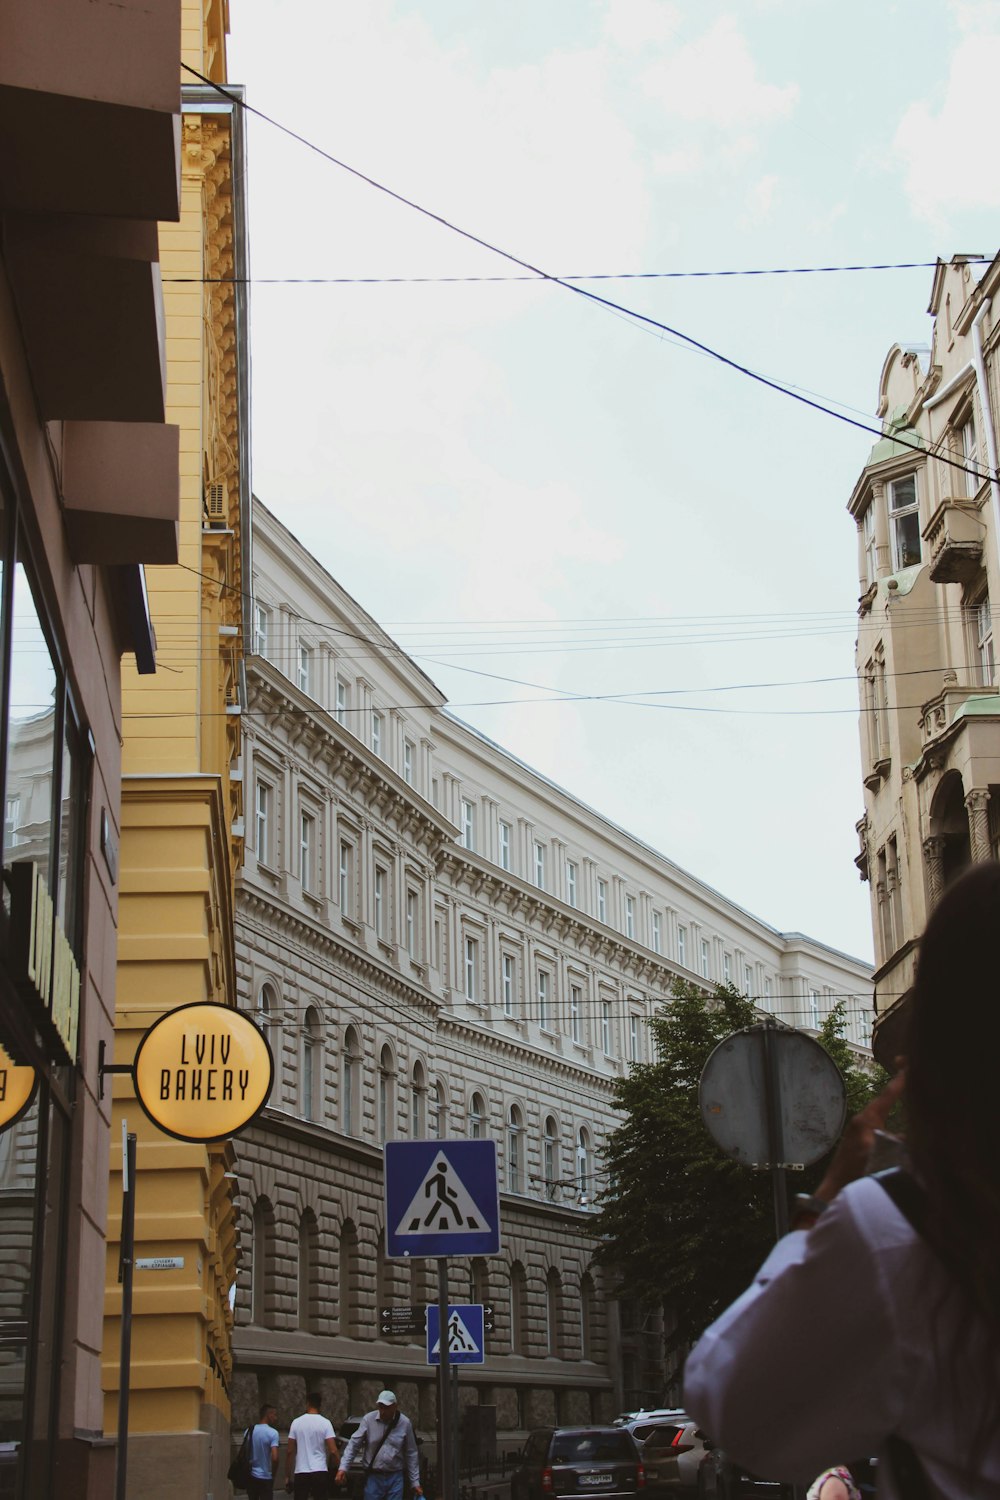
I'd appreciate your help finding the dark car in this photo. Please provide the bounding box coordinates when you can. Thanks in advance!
[696,1445,790,1500]
[512,1426,646,1500]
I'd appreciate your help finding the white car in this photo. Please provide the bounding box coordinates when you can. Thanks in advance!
[622,1418,708,1493]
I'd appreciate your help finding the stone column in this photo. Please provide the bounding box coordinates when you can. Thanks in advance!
[923,834,947,908]
[966,787,992,863]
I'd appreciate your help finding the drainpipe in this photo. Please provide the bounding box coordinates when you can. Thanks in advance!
[971,299,1000,546]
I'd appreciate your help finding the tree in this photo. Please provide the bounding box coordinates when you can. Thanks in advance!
[590,980,774,1356]
[591,985,887,1358]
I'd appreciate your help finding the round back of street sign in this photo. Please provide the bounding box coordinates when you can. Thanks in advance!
[132,1002,274,1143]
[0,1043,38,1132]
[699,1026,846,1168]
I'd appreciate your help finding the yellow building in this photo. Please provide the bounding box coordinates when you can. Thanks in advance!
[102,3,250,1494]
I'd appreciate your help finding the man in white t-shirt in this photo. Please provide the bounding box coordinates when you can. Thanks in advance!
[285,1392,339,1500]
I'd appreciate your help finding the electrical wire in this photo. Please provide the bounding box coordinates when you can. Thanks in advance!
[179,64,993,489]
[164,257,987,286]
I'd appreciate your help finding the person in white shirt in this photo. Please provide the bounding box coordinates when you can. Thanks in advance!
[285,1392,339,1499]
[685,862,1000,1500]
[335,1391,423,1500]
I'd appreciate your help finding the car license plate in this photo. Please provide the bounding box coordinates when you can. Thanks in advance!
[579,1477,614,1486]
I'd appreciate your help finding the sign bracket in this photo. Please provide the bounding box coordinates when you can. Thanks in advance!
[98,1038,132,1101]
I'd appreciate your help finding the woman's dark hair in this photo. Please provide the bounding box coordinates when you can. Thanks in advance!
[907,860,1000,1343]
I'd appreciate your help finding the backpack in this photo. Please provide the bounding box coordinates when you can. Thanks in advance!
[228,1427,252,1491]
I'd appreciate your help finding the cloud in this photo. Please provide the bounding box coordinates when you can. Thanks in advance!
[640,15,800,129]
[891,15,1000,225]
[740,173,779,227]
[603,0,682,50]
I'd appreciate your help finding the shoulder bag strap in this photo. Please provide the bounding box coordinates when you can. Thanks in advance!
[874,1171,936,1500]
[365,1412,400,1474]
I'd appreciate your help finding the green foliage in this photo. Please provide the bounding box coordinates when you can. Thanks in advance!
[590,980,774,1354]
[591,986,886,1356]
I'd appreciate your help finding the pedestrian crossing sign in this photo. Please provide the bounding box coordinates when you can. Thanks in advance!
[385,1140,501,1258]
[427,1303,486,1365]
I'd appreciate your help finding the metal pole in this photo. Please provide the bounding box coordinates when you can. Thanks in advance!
[451,1362,459,1496]
[760,1023,789,1239]
[115,1129,137,1500]
[437,1260,452,1500]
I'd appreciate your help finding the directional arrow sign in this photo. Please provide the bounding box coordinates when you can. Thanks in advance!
[385,1140,500,1258]
[380,1304,427,1337]
[427,1303,485,1365]
[482,1303,495,1334]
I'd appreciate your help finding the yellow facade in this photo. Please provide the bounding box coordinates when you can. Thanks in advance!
[102,2,247,1494]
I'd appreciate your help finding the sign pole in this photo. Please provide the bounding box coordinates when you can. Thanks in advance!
[437,1259,453,1500]
[115,1127,137,1500]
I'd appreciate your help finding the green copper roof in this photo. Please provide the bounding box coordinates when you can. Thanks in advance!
[868,406,923,467]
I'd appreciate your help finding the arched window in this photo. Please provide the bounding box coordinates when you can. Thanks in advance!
[577,1127,591,1198]
[428,1079,444,1139]
[256,981,280,1091]
[339,1220,359,1337]
[378,1044,395,1143]
[301,1006,321,1121]
[546,1268,563,1356]
[509,1261,527,1354]
[411,1061,425,1137]
[251,1197,275,1327]
[298,1209,319,1332]
[468,1091,485,1140]
[507,1104,523,1193]
[580,1271,596,1360]
[543,1115,559,1200]
[342,1026,360,1136]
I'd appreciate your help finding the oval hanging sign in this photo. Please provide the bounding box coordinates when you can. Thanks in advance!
[132,1003,274,1143]
[0,1043,38,1132]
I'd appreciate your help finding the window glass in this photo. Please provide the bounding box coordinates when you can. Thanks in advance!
[889,475,921,570]
[5,561,58,887]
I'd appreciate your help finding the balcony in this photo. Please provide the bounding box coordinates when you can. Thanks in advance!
[918,679,978,749]
[923,497,985,584]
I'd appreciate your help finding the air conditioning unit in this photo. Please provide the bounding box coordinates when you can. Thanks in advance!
[206,480,228,522]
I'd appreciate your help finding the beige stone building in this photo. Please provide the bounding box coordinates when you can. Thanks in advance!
[848,252,1000,1060]
[230,499,872,1444]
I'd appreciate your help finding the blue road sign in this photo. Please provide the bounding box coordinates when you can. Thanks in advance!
[427,1303,486,1365]
[385,1140,501,1258]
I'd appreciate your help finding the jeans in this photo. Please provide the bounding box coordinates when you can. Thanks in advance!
[247,1480,275,1500]
[293,1474,332,1500]
[364,1471,404,1500]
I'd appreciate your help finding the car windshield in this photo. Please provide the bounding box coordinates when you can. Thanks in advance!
[551,1435,634,1464]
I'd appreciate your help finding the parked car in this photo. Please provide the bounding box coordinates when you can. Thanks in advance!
[511,1426,646,1500]
[613,1410,686,1428]
[624,1418,708,1492]
[336,1418,366,1500]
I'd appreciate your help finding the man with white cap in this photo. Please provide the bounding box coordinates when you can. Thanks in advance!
[335,1391,423,1500]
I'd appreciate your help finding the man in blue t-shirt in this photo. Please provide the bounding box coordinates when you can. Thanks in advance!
[248,1402,280,1499]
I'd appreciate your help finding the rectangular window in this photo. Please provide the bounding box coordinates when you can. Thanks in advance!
[723,952,731,984]
[464,935,479,1002]
[651,910,662,954]
[764,976,773,1007]
[677,924,687,968]
[889,474,921,570]
[371,710,383,758]
[339,840,353,916]
[809,988,820,1026]
[403,739,415,785]
[335,678,349,727]
[629,1014,640,1062]
[300,810,314,893]
[570,983,582,1044]
[537,970,550,1030]
[255,779,271,866]
[533,841,546,889]
[297,643,312,694]
[253,602,270,657]
[601,1000,612,1056]
[700,939,710,979]
[625,895,635,939]
[961,417,981,498]
[566,860,578,908]
[502,954,516,1017]
[498,820,511,871]
[374,865,388,940]
[460,798,475,851]
[745,965,753,994]
[975,595,994,687]
[597,879,608,923]
[406,887,419,958]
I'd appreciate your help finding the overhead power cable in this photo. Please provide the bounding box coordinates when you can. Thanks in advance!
[179,64,992,488]
[164,258,987,286]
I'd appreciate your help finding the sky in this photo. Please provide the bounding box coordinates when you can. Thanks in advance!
[226,0,1000,964]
